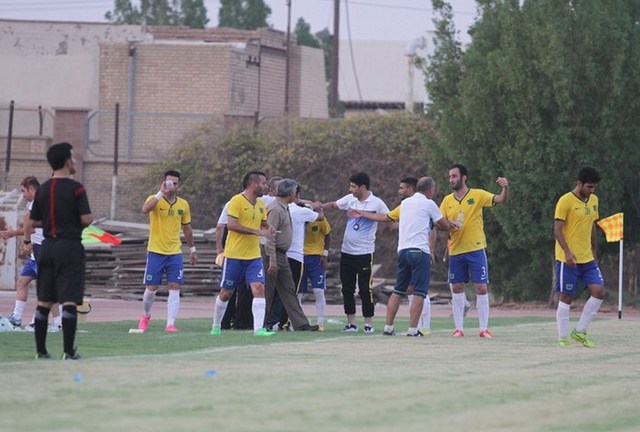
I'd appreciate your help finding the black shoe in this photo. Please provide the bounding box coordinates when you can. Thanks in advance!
[382,330,395,336]
[406,330,425,337]
[62,350,81,360]
[297,324,320,332]
[35,352,52,359]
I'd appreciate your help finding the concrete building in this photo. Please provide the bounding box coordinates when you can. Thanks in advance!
[0,19,328,220]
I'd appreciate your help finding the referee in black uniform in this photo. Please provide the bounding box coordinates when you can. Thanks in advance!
[25,142,93,360]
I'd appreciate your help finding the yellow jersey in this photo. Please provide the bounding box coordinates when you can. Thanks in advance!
[303,218,332,256]
[440,188,495,256]
[554,191,599,263]
[225,193,267,260]
[146,195,191,255]
[387,204,400,222]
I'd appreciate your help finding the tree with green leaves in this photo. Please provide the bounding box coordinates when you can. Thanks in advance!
[425,0,640,300]
[218,0,271,30]
[105,0,209,28]
[295,17,320,48]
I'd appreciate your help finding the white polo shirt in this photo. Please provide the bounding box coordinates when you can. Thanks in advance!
[388,192,442,254]
[336,191,389,255]
[287,203,321,263]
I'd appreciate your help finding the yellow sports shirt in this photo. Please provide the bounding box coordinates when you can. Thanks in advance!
[225,193,267,259]
[387,204,400,222]
[440,189,495,256]
[146,195,192,255]
[554,192,599,263]
[303,218,332,256]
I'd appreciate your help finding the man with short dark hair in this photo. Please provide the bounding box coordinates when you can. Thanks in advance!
[211,171,275,336]
[25,142,93,360]
[554,166,605,348]
[439,164,509,338]
[1,176,61,330]
[138,170,198,333]
[323,172,389,333]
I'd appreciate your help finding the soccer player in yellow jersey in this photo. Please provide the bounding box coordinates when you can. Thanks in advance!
[300,215,332,330]
[439,164,509,338]
[554,166,605,348]
[210,171,275,336]
[138,170,197,333]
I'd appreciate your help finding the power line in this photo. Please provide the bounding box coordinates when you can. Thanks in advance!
[318,0,477,16]
[344,0,363,102]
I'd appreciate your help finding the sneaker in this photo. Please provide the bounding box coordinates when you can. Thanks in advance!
[210,326,221,336]
[342,324,358,333]
[317,324,324,332]
[363,324,374,334]
[138,315,151,331]
[382,330,395,336]
[452,329,464,337]
[557,337,572,348]
[165,325,178,333]
[407,330,425,337]
[419,329,431,336]
[570,329,595,348]
[47,324,61,333]
[62,351,81,360]
[8,314,21,327]
[35,352,52,359]
[254,328,277,337]
[479,329,494,338]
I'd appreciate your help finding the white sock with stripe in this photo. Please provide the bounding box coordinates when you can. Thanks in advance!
[12,300,26,321]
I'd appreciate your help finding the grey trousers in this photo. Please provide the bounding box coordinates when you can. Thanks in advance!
[264,251,311,330]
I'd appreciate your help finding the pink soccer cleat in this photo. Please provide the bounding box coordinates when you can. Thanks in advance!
[138,315,151,331]
[165,325,179,333]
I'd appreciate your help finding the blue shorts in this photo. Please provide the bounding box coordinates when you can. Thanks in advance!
[20,257,38,278]
[555,260,604,296]
[144,252,184,285]
[394,248,431,298]
[220,257,265,290]
[300,255,326,293]
[448,249,489,284]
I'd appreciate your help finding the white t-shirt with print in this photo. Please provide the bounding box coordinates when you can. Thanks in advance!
[336,191,389,255]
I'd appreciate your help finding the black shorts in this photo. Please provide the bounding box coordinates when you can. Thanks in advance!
[37,237,86,304]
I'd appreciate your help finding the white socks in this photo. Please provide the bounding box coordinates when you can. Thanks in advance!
[142,289,156,316]
[12,300,26,320]
[576,296,603,333]
[476,294,489,331]
[252,298,266,332]
[167,289,180,327]
[556,301,570,339]
[313,288,326,325]
[419,295,431,331]
[212,296,228,328]
[451,292,466,331]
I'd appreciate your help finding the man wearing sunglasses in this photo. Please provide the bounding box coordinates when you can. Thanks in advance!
[138,170,198,332]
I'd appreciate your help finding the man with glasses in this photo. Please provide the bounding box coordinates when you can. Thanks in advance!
[138,170,198,332]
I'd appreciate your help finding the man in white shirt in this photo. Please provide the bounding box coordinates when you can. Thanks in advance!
[352,177,451,336]
[323,172,389,333]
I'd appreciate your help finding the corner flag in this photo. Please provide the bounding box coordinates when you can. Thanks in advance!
[597,212,623,242]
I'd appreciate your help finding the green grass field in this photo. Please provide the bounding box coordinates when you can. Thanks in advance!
[1,316,639,432]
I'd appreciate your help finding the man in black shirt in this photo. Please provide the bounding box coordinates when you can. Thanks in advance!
[25,142,93,360]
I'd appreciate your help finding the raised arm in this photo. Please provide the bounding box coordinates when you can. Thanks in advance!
[493,177,509,205]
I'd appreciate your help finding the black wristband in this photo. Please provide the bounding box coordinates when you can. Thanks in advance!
[23,240,32,245]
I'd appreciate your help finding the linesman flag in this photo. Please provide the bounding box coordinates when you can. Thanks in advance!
[597,213,624,242]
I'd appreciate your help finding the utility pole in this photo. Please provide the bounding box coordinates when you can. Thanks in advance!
[284,0,292,117]
[329,0,340,118]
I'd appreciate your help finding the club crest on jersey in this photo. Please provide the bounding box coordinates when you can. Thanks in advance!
[311,226,319,232]
[467,198,475,205]
[225,279,235,287]
[177,209,184,215]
